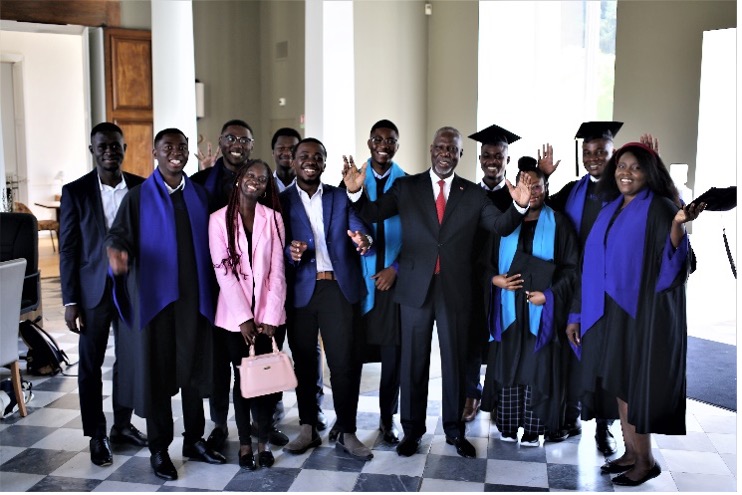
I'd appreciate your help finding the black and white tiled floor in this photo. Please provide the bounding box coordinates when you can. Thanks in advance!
[0,275,737,492]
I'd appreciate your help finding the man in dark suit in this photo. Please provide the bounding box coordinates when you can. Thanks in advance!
[59,122,147,466]
[279,138,374,461]
[343,126,533,458]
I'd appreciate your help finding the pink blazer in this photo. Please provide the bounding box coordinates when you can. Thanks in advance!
[209,203,287,331]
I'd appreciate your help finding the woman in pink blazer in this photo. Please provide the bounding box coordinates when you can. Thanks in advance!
[208,159,287,470]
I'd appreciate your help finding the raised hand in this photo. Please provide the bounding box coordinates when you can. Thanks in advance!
[639,133,660,155]
[506,172,534,208]
[537,143,561,177]
[195,141,220,170]
[342,155,366,193]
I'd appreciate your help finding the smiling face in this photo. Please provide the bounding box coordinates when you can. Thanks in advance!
[239,161,270,202]
[582,138,614,179]
[367,127,399,173]
[153,133,188,177]
[615,151,647,202]
[272,135,299,172]
[479,143,509,184]
[292,141,326,188]
[429,129,462,179]
[90,131,126,173]
[219,124,254,170]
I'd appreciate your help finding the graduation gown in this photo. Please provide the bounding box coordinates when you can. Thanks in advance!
[480,211,578,431]
[574,193,690,435]
[106,181,215,418]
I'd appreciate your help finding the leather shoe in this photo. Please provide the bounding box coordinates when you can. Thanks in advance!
[595,427,617,455]
[251,423,289,446]
[150,450,177,480]
[183,439,227,464]
[462,397,480,422]
[206,426,228,452]
[379,420,400,444]
[544,429,569,443]
[445,436,476,458]
[316,409,328,431]
[90,436,113,466]
[396,435,421,457]
[110,424,148,447]
[601,460,635,474]
[284,424,322,455]
[258,450,275,467]
[337,433,374,461]
[612,463,661,486]
[239,451,256,471]
[564,420,582,437]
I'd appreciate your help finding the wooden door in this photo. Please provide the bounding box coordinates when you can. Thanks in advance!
[105,28,154,179]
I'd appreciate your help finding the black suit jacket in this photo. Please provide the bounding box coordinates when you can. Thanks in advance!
[354,171,524,310]
[59,169,145,308]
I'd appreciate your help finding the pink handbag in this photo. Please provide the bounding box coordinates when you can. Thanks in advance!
[238,336,298,399]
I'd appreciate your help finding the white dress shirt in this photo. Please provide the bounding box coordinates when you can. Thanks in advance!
[98,174,129,230]
[296,183,334,272]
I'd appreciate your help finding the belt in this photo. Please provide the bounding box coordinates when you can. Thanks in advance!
[316,271,335,281]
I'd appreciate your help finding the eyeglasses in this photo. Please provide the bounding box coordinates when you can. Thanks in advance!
[244,173,269,185]
[222,134,254,146]
[370,136,398,146]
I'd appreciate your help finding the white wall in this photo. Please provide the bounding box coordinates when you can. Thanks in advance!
[0,30,89,220]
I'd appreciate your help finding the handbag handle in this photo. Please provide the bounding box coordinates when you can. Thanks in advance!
[244,334,280,358]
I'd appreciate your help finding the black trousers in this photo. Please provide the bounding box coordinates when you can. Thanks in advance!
[378,344,401,423]
[400,275,468,439]
[287,280,361,433]
[275,323,325,413]
[208,327,231,427]
[146,305,206,454]
[223,329,275,444]
[77,284,132,438]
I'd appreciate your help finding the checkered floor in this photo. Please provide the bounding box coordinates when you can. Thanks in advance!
[0,278,737,492]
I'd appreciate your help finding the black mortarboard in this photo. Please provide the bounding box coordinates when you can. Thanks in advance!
[509,251,556,292]
[468,124,521,146]
[574,121,623,175]
[691,186,737,211]
[517,156,538,172]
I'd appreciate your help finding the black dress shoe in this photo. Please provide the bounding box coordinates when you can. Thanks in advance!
[595,427,617,455]
[151,450,177,480]
[564,420,582,437]
[544,429,569,443]
[251,423,289,446]
[90,437,113,466]
[206,426,228,452]
[396,435,421,457]
[445,436,476,459]
[379,421,400,444]
[183,439,227,464]
[110,424,148,447]
[258,450,275,467]
[612,463,661,486]
[328,423,341,442]
[239,451,256,471]
[316,410,328,431]
[601,460,635,474]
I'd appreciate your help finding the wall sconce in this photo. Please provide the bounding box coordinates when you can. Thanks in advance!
[195,79,205,119]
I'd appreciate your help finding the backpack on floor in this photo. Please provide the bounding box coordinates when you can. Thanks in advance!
[19,318,71,376]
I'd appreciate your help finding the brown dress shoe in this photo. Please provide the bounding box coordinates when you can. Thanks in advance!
[462,397,480,422]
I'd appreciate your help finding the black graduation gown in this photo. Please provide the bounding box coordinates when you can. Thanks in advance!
[576,195,689,435]
[480,212,578,431]
[106,185,214,418]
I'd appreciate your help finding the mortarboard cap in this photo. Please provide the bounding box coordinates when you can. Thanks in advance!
[691,186,737,211]
[469,124,521,146]
[574,121,623,175]
[517,156,538,172]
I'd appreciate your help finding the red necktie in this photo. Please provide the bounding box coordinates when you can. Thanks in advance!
[435,180,446,274]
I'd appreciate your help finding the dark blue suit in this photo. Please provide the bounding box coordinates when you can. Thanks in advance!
[59,169,144,438]
[280,183,370,433]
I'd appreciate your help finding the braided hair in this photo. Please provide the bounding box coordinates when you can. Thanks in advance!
[218,159,284,279]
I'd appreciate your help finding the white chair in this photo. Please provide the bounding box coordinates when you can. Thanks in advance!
[0,258,29,417]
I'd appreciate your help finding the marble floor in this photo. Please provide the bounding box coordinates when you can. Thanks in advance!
[0,238,737,492]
